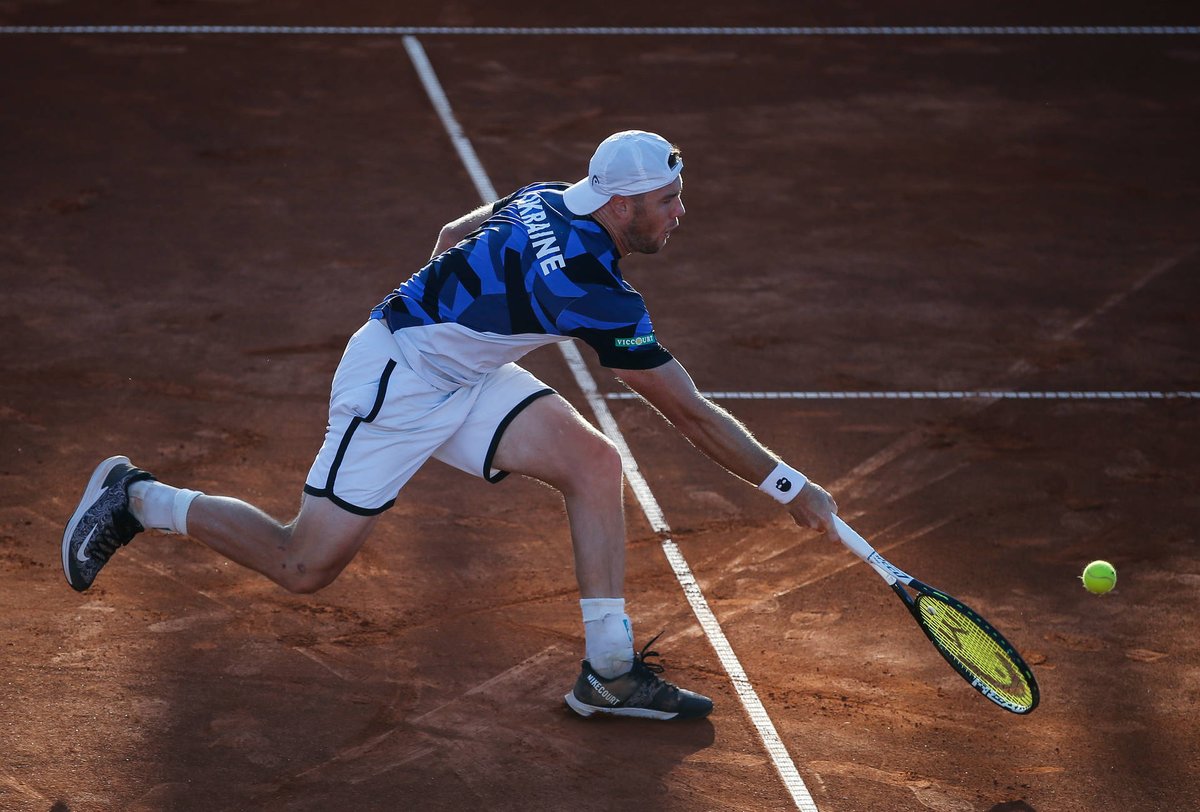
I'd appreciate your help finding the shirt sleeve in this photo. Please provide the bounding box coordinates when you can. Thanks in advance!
[556,287,673,370]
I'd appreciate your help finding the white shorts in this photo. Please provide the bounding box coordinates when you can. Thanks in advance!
[304,320,554,515]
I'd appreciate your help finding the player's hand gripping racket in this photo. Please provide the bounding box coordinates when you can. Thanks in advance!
[833,516,1039,714]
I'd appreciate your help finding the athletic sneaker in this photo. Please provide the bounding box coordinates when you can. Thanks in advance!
[564,633,713,720]
[62,456,155,592]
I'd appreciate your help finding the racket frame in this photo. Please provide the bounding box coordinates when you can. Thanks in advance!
[832,516,1039,714]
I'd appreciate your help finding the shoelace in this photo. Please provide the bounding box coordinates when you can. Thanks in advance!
[634,631,667,675]
[92,509,143,562]
[630,632,683,702]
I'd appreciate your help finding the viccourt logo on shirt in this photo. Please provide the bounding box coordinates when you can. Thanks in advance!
[614,333,657,348]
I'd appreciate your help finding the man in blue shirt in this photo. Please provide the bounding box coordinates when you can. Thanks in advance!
[63,131,839,721]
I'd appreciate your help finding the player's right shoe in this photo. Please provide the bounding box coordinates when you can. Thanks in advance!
[564,633,714,720]
[62,456,156,592]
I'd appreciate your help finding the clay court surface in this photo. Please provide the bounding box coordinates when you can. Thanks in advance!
[2,3,1199,811]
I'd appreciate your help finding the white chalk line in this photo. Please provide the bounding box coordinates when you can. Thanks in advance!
[605,390,1199,400]
[1054,246,1198,342]
[0,773,49,803]
[403,34,819,812]
[3,25,1198,36]
[290,646,355,682]
[402,36,496,201]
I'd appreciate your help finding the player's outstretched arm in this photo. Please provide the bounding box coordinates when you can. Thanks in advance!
[618,359,838,535]
[431,201,496,258]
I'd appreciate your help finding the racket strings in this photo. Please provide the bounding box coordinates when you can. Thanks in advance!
[915,595,1035,711]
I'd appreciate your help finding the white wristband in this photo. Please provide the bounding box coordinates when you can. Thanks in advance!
[758,462,807,504]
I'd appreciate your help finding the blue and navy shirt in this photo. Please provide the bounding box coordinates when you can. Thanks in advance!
[371,182,672,384]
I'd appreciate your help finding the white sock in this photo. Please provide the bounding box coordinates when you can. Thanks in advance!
[580,597,635,679]
[128,480,202,535]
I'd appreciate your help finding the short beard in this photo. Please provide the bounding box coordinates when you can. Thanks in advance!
[626,199,665,254]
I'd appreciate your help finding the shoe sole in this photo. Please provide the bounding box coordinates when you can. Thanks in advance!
[563,691,680,721]
[62,455,131,590]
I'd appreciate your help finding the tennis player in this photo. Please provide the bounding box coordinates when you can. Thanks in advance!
[62,130,839,720]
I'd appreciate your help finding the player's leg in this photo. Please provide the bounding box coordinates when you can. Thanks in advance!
[487,393,627,599]
[487,394,633,672]
[435,373,711,720]
[489,392,711,720]
[184,492,377,593]
[63,320,424,595]
[179,321,440,592]
[61,454,377,594]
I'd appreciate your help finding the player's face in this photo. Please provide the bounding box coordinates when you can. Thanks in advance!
[626,176,685,254]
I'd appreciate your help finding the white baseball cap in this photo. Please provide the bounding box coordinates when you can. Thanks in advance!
[563,130,683,215]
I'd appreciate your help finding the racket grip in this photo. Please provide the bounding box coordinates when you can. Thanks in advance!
[833,515,907,585]
[833,515,878,563]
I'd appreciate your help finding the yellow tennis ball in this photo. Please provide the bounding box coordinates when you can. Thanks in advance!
[1081,560,1117,594]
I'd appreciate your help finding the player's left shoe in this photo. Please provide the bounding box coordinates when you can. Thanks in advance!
[62,455,156,592]
[564,633,713,720]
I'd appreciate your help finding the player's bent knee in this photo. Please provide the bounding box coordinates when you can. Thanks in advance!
[274,496,377,594]
[592,434,623,480]
[276,560,343,594]
[560,431,623,496]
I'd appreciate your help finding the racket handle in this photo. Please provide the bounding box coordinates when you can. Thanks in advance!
[833,515,903,585]
[832,515,876,562]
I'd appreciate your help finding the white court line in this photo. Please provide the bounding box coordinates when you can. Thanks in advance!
[402,35,819,812]
[3,25,1199,36]
[605,390,1200,400]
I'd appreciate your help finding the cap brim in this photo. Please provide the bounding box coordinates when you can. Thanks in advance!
[563,177,611,215]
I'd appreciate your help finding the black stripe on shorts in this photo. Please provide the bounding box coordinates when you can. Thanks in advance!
[303,359,398,516]
[482,388,555,483]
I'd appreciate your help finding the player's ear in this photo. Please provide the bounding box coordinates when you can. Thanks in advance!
[608,194,633,222]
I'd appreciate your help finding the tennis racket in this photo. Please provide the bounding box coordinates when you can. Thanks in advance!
[833,515,1039,714]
